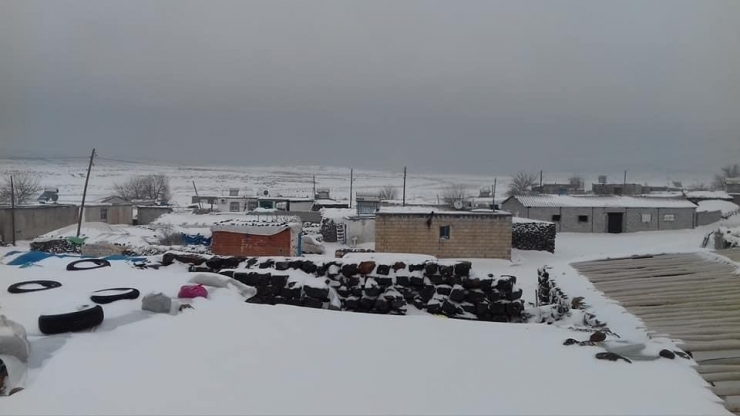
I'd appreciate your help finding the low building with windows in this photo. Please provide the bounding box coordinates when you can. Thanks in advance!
[375,207,512,259]
[501,195,697,233]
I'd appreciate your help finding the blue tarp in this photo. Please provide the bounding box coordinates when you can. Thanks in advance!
[181,233,211,247]
[6,251,145,267]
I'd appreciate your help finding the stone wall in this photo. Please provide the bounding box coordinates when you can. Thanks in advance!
[696,210,722,226]
[512,221,556,253]
[375,212,512,259]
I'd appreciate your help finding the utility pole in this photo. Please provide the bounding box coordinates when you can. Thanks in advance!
[192,181,201,209]
[540,170,543,187]
[349,168,354,208]
[492,177,497,209]
[10,176,16,246]
[313,175,316,198]
[402,166,407,207]
[76,148,96,238]
[623,170,627,187]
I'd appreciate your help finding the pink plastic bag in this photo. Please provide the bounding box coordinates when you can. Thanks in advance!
[178,284,208,299]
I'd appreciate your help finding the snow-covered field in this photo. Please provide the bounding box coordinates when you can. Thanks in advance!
[2,218,738,415]
[0,157,713,207]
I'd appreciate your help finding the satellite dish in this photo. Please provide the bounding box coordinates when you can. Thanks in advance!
[263,190,269,196]
[453,200,464,210]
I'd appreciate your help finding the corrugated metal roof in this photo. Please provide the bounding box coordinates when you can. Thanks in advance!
[506,195,697,209]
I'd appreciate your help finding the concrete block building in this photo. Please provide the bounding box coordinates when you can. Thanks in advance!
[210,220,303,257]
[501,195,697,233]
[375,208,512,259]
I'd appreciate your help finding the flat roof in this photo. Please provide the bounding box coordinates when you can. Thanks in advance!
[505,195,697,209]
[376,206,511,216]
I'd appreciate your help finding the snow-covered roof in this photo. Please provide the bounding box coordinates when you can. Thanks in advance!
[513,217,553,224]
[377,206,511,216]
[505,195,697,209]
[314,199,347,206]
[696,200,740,215]
[684,190,732,200]
[153,212,300,227]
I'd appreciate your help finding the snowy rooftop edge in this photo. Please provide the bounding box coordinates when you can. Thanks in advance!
[376,206,511,216]
[506,195,698,209]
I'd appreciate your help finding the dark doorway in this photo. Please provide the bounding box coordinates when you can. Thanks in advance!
[607,213,623,234]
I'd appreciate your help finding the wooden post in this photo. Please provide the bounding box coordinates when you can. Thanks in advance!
[192,181,201,209]
[402,166,407,207]
[492,178,497,209]
[349,168,354,208]
[76,148,96,238]
[10,176,16,246]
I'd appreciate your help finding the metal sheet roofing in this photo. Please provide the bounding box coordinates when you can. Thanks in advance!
[507,195,697,209]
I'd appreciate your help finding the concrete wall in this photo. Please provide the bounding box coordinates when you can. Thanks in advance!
[375,212,512,259]
[344,217,375,245]
[503,200,697,233]
[248,211,322,224]
[696,210,722,226]
[0,205,78,241]
[137,206,173,225]
[83,205,133,225]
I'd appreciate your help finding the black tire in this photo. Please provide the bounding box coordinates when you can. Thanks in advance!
[90,288,140,304]
[38,304,104,335]
[66,259,111,271]
[7,280,62,294]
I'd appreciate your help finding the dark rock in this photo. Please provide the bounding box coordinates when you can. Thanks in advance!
[162,252,206,266]
[487,291,503,302]
[245,296,263,304]
[232,272,251,285]
[475,301,490,315]
[270,274,289,288]
[347,276,361,287]
[359,296,376,311]
[273,296,286,305]
[258,260,274,269]
[246,258,259,268]
[447,275,462,286]
[420,285,436,302]
[659,349,675,359]
[429,274,444,285]
[492,315,508,323]
[496,279,513,293]
[275,261,290,271]
[288,260,302,269]
[376,264,391,275]
[393,262,406,271]
[442,300,460,316]
[391,298,406,310]
[461,302,476,314]
[507,289,523,301]
[436,285,452,296]
[315,266,327,277]
[595,352,632,363]
[409,264,425,272]
[374,298,391,313]
[376,276,393,287]
[412,298,425,310]
[303,296,323,309]
[280,287,296,299]
[219,270,235,278]
[255,273,271,287]
[466,290,486,304]
[188,265,211,273]
[300,261,318,274]
[350,287,363,297]
[399,287,416,300]
[286,297,302,306]
[364,286,382,297]
[344,297,359,310]
[410,276,425,287]
[358,261,376,275]
[590,331,607,343]
[506,301,523,317]
[424,263,439,277]
[501,274,517,285]
[449,285,466,302]
[489,301,506,315]
[480,278,494,293]
[337,286,351,297]
[426,301,442,314]
[257,285,276,297]
[463,277,481,289]
[341,264,359,277]
[396,275,410,287]
[439,265,454,278]
[454,261,472,277]
[303,286,330,300]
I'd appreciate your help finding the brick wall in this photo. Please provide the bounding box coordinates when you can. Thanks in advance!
[375,212,512,259]
[212,230,292,257]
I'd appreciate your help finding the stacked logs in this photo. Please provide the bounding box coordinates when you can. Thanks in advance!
[512,221,556,253]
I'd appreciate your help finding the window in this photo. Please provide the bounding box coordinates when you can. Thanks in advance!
[578,215,589,223]
[641,213,652,223]
[663,214,675,222]
[100,208,108,222]
[551,214,561,222]
[229,202,240,212]
[439,225,451,240]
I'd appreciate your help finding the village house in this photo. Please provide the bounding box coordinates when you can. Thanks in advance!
[375,207,512,259]
[501,195,697,233]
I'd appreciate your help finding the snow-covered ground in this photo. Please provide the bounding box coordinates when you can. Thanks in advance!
[0,157,713,208]
[2,217,738,414]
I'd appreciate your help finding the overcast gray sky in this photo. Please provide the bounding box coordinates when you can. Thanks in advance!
[1,0,738,174]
